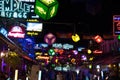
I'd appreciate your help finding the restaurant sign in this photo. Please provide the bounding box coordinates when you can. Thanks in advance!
[8,25,25,38]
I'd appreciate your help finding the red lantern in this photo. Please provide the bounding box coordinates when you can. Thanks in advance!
[93,35,103,43]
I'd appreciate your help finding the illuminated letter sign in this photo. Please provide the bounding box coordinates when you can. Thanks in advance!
[8,26,25,38]
[113,15,120,36]
[36,56,49,60]
[93,50,103,54]
[34,43,48,49]
[52,43,74,49]
[0,0,39,19]
[26,22,43,36]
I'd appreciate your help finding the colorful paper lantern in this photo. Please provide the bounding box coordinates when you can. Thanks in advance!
[72,50,78,55]
[44,33,56,45]
[35,0,59,20]
[72,34,80,42]
[93,35,103,43]
[48,49,55,56]
[87,49,92,54]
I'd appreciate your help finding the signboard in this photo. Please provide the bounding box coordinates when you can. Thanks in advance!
[8,25,25,38]
[0,0,39,19]
[113,15,120,36]
[26,22,43,36]
[52,43,74,50]
[36,56,49,60]
[26,22,43,32]
[0,27,8,37]
[34,43,48,49]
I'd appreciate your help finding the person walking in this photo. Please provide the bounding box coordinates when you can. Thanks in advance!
[56,71,63,80]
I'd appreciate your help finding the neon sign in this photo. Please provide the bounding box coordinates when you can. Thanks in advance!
[52,43,74,49]
[34,43,48,49]
[36,56,49,60]
[0,27,8,37]
[27,32,39,36]
[93,50,103,54]
[26,22,43,32]
[113,15,120,36]
[0,0,39,19]
[8,26,25,38]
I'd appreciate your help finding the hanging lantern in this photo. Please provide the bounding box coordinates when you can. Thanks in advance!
[44,33,56,45]
[48,49,55,56]
[72,50,78,55]
[81,55,87,61]
[35,0,59,20]
[71,58,76,64]
[93,35,103,43]
[87,49,92,54]
[72,34,80,42]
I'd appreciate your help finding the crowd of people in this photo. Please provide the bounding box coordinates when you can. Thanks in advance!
[1,68,120,80]
[40,68,120,80]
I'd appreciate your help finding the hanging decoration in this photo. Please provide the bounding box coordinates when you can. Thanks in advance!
[72,24,80,42]
[48,48,55,56]
[93,35,103,43]
[72,34,80,42]
[72,50,78,55]
[44,33,56,45]
[35,0,59,20]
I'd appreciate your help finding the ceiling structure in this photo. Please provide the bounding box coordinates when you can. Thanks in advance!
[45,0,112,33]
[34,0,116,46]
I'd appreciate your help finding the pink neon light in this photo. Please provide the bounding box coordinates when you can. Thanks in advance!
[8,26,25,38]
